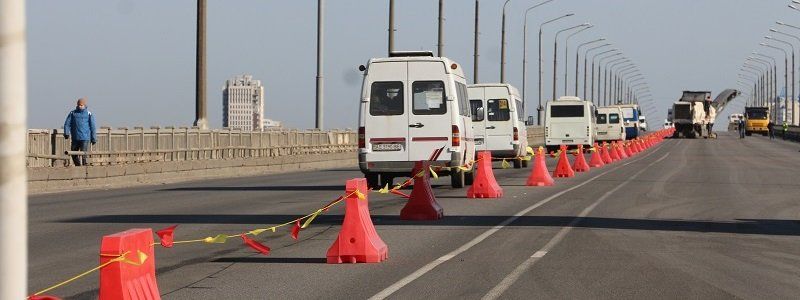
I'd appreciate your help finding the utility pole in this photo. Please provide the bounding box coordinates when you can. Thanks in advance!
[438,0,445,57]
[500,0,511,82]
[473,0,479,84]
[315,0,324,129]
[1,0,28,298]
[194,0,208,129]
[388,0,395,55]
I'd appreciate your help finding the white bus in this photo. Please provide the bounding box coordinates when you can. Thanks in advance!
[595,106,626,142]
[468,83,529,168]
[544,96,596,151]
[357,51,476,188]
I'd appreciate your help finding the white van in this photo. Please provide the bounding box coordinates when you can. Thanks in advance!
[467,83,529,168]
[544,96,596,151]
[357,51,476,188]
[638,115,648,132]
[595,106,626,142]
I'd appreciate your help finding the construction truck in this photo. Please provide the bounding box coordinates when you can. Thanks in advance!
[671,89,739,138]
[744,107,769,136]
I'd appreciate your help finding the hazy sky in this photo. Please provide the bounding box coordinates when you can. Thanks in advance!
[26,0,798,129]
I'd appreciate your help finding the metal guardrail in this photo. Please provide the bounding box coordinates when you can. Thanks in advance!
[27,127,356,167]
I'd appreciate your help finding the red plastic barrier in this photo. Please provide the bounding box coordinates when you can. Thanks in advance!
[401,161,444,220]
[616,142,629,159]
[526,147,554,186]
[327,178,388,264]
[99,228,160,300]
[601,142,614,163]
[467,151,504,198]
[553,145,575,178]
[624,142,634,157]
[589,143,605,168]
[572,145,590,172]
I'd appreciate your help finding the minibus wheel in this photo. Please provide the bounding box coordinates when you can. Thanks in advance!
[381,175,395,188]
[521,159,529,168]
[513,159,522,169]
[451,170,465,188]
[365,173,380,189]
[464,170,474,186]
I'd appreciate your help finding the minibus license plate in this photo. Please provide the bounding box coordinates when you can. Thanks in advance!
[563,139,573,143]
[373,143,402,152]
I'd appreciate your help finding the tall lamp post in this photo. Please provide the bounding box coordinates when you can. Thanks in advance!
[553,23,590,101]
[591,50,618,106]
[194,0,208,129]
[536,13,573,124]
[746,58,772,107]
[741,68,764,105]
[582,43,611,100]
[607,61,631,105]
[760,42,789,124]
[768,31,799,125]
[603,57,627,106]
[500,0,512,82]
[563,26,593,95]
[743,64,767,106]
[520,0,557,119]
[765,36,794,124]
[752,52,778,121]
[315,0,324,129]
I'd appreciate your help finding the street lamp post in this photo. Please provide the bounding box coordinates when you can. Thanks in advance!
[742,65,764,106]
[761,42,789,124]
[573,38,604,97]
[194,0,208,130]
[500,0,512,82]
[553,23,589,102]
[603,58,627,106]
[594,51,620,106]
[746,59,772,106]
[315,0,324,129]
[607,61,630,105]
[582,43,610,100]
[563,26,593,95]
[473,0,479,84]
[768,31,799,125]
[753,52,778,121]
[520,0,557,121]
[537,13,573,124]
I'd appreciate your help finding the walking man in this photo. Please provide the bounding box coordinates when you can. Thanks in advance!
[783,121,789,140]
[63,97,97,166]
[768,120,775,140]
[739,118,746,139]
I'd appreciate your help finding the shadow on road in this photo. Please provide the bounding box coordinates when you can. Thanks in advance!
[212,257,327,264]
[162,185,345,192]
[61,215,800,237]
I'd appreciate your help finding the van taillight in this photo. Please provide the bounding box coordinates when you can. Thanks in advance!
[513,127,519,141]
[452,125,460,147]
[358,126,365,148]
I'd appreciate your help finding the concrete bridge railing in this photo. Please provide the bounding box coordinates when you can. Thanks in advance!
[27,127,356,167]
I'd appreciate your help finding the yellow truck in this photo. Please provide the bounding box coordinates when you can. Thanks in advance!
[744,107,769,136]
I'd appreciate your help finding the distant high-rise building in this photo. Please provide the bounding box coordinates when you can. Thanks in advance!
[223,74,264,131]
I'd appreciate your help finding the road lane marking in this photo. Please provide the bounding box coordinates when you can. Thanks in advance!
[481,152,671,300]
[531,251,547,258]
[370,142,670,300]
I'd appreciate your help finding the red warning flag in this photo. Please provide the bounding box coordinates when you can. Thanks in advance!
[156,225,178,248]
[241,235,271,256]
[389,189,411,199]
[291,220,301,240]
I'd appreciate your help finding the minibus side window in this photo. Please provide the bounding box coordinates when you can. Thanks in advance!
[597,114,608,124]
[516,100,524,121]
[412,81,447,115]
[369,81,404,116]
[457,82,471,117]
[470,100,484,122]
[487,99,511,121]
[609,113,620,124]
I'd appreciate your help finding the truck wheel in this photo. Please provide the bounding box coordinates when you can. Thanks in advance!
[465,170,474,186]
[513,159,522,169]
[366,173,380,189]
[451,169,465,188]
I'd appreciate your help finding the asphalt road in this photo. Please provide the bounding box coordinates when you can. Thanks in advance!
[28,132,800,299]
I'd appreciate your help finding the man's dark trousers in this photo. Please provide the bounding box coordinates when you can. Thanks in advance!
[71,140,89,166]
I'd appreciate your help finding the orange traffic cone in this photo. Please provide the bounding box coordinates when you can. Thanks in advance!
[467,151,503,198]
[601,142,613,164]
[526,147,554,186]
[327,178,388,264]
[624,142,634,157]
[553,145,575,178]
[589,143,605,168]
[617,141,629,159]
[401,161,444,220]
[573,145,590,172]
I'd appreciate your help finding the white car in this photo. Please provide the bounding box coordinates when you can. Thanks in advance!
[358,51,475,188]
[468,83,528,168]
[595,106,626,142]
[544,96,596,151]
[638,115,648,132]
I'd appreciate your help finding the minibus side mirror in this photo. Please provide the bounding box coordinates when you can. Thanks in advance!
[358,65,366,72]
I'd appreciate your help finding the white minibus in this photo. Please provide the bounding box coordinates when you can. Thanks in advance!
[595,106,626,142]
[467,83,529,168]
[357,51,476,188]
[544,96,596,151]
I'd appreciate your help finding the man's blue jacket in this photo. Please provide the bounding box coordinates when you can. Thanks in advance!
[64,107,97,142]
